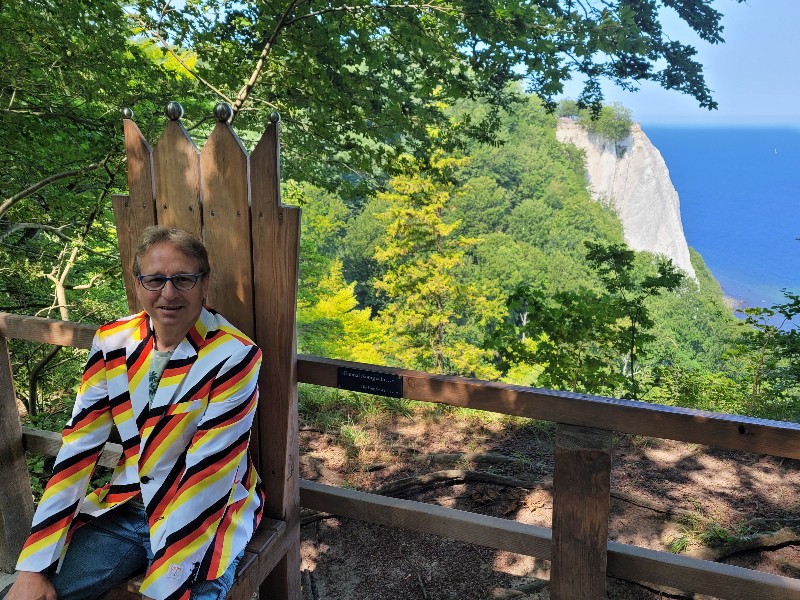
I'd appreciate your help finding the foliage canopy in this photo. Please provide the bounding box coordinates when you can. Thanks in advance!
[6,0,794,425]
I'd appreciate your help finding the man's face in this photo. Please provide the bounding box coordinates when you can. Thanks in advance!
[135,242,209,346]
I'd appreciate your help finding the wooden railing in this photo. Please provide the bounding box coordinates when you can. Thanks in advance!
[2,312,800,599]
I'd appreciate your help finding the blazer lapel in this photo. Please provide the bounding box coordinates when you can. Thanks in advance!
[126,316,155,427]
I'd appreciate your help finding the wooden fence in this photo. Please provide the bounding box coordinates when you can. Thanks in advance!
[2,312,800,599]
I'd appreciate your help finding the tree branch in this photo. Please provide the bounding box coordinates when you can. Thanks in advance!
[231,0,303,116]
[371,469,548,497]
[127,8,234,106]
[0,163,102,221]
[283,2,458,25]
[0,223,71,244]
[64,274,102,291]
[27,346,61,416]
[684,527,800,562]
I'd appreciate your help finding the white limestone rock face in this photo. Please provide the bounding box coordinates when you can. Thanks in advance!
[556,118,696,280]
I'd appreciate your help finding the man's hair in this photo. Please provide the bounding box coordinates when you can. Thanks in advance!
[133,226,211,275]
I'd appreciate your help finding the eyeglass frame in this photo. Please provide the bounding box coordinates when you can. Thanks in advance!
[135,272,207,292]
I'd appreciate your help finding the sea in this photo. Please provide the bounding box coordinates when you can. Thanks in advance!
[642,125,800,315]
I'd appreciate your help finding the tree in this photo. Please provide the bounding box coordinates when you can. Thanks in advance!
[721,293,800,421]
[0,1,204,415]
[374,154,499,377]
[2,0,744,319]
[556,99,580,119]
[0,0,203,324]
[288,180,389,362]
[579,103,634,143]
[585,242,684,399]
[0,0,751,417]
[298,259,388,364]
[646,249,741,371]
[340,194,391,311]
[488,244,685,398]
[487,285,623,393]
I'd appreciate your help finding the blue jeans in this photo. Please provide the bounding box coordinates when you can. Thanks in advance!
[44,502,241,600]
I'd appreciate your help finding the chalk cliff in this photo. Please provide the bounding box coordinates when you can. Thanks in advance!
[556,119,696,280]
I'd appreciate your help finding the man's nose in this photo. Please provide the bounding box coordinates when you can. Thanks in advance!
[161,281,180,298]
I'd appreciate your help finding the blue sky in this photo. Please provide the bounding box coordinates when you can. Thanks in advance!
[559,0,800,127]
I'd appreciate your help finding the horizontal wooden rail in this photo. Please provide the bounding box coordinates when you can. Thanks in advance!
[21,428,122,469]
[607,541,800,600]
[300,480,800,600]
[296,355,800,459]
[0,313,95,350]
[300,479,552,557]
[3,313,800,459]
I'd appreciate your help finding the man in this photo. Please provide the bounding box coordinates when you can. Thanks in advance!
[5,227,265,600]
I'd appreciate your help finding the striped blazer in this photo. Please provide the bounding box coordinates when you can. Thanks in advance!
[17,307,266,600]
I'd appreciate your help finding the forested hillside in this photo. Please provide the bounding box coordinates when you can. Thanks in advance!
[293,96,800,420]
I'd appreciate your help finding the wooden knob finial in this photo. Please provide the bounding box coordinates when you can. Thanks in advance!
[165,101,184,121]
[214,102,233,123]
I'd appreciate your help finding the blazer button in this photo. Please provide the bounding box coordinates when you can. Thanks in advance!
[141,475,152,484]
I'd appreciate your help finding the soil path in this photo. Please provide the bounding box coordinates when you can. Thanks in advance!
[298,413,800,599]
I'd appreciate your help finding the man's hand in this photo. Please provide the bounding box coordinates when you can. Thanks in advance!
[5,571,56,600]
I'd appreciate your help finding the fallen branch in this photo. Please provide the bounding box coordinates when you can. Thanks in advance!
[408,452,525,466]
[298,469,550,527]
[611,490,800,559]
[372,469,548,497]
[301,455,346,486]
[747,515,800,528]
[414,569,429,600]
[610,576,690,599]
[300,511,336,527]
[489,578,548,599]
[611,489,697,520]
[684,527,800,562]
[391,447,525,467]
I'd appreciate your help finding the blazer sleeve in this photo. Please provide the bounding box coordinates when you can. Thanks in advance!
[16,334,113,573]
[140,343,262,600]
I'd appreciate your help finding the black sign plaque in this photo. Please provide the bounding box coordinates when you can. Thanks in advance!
[337,366,403,398]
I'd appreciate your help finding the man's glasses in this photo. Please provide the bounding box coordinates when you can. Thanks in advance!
[136,273,205,291]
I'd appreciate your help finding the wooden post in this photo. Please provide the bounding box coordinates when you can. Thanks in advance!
[0,336,34,572]
[550,424,613,600]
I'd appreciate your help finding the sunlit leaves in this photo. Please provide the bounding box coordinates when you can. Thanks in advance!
[373,154,500,376]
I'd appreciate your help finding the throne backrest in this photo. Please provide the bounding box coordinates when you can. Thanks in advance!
[112,102,300,522]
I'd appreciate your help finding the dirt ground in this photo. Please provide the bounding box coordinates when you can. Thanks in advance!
[297,411,800,599]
